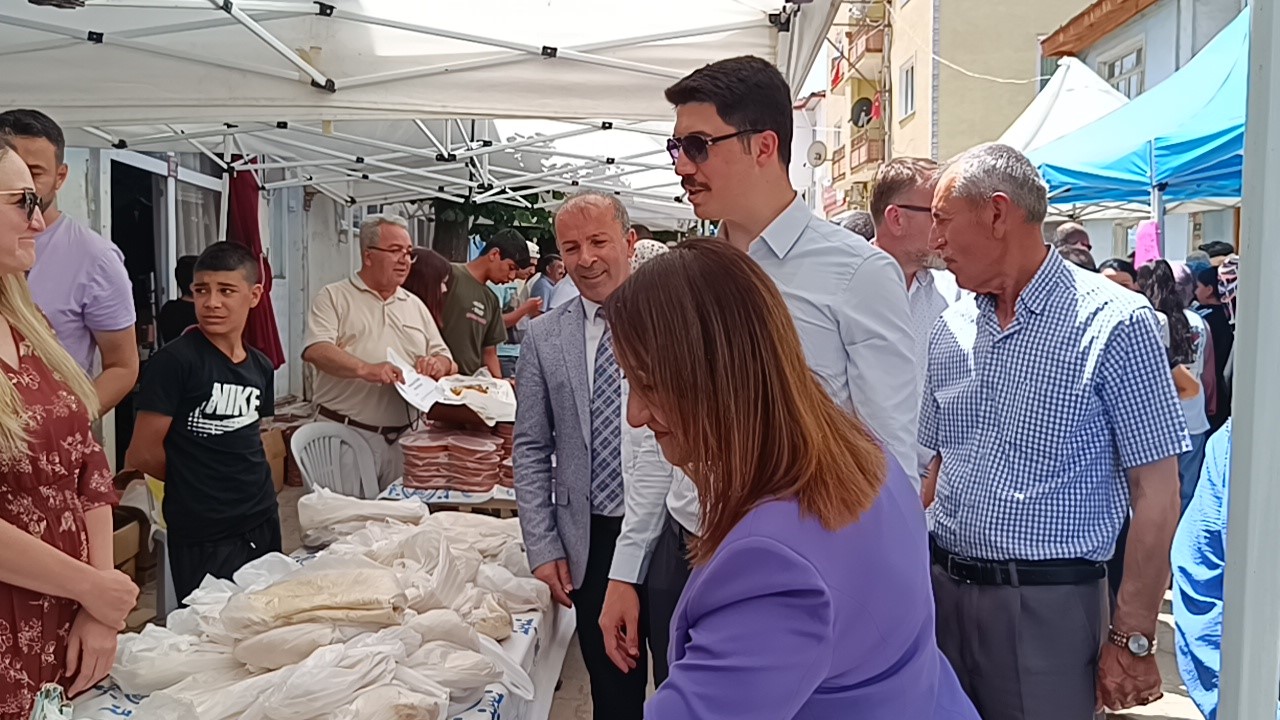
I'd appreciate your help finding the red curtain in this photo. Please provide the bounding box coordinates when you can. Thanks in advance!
[226,159,286,369]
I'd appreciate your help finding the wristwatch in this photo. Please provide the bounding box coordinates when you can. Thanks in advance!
[1109,627,1156,657]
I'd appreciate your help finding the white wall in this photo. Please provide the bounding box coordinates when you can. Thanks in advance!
[1081,0,1241,91]
[790,107,821,211]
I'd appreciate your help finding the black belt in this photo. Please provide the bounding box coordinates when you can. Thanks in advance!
[930,537,1106,587]
[317,406,410,443]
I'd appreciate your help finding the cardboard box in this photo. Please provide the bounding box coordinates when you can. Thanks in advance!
[112,511,141,568]
[116,556,138,582]
[262,427,287,494]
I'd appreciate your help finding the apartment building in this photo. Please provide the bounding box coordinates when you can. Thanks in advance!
[885,0,1091,162]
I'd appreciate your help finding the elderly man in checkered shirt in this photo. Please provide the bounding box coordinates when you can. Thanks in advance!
[921,144,1188,720]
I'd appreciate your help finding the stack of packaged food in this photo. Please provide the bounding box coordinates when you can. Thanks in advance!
[400,428,502,492]
[494,423,515,488]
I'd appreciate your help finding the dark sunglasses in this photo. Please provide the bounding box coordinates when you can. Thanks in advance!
[0,189,39,221]
[666,129,766,164]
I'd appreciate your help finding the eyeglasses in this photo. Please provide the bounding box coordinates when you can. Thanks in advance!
[368,246,417,262]
[0,189,39,222]
[893,203,933,215]
[666,129,766,164]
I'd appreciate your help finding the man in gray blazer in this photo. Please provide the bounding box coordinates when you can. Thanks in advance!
[514,191,674,720]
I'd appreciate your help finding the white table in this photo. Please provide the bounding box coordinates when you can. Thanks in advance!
[380,481,517,507]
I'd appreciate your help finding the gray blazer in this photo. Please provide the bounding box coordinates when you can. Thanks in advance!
[513,298,596,588]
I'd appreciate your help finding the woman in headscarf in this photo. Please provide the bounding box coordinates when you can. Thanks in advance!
[630,238,669,271]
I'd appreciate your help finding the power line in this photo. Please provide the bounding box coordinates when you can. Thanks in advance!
[883,2,1050,86]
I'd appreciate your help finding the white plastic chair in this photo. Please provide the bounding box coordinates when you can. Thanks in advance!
[290,422,381,499]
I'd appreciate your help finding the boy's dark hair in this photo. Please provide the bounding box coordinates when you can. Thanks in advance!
[0,109,66,164]
[665,55,793,167]
[1099,258,1137,277]
[1198,240,1235,258]
[481,228,532,269]
[195,242,261,285]
[536,253,561,275]
[174,255,198,297]
[631,224,654,240]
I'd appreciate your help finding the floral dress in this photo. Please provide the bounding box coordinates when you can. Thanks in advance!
[0,332,116,719]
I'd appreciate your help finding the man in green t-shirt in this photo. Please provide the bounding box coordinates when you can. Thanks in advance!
[440,229,532,376]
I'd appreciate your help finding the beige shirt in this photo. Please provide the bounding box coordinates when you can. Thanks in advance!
[304,275,452,427]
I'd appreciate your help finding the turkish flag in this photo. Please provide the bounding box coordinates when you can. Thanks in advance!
[871,92,883,121]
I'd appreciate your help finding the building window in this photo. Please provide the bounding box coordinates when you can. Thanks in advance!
[1098,43,1145,99]
[899,61,916,119]
[1039,55,1057,91]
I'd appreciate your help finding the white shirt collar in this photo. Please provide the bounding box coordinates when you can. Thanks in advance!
[719,193,812,258]
[581,295,604,321]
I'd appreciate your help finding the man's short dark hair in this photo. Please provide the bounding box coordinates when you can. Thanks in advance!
[175,255,198,296]
[536,253,561,275]
[841,211,875,241]
[664,55,793,167]
[195,242,261,285]
[1199,240,1235,258]
[482,228,533,269]
[0,109,66,164]
[870,157,938,225]
[1058,245,1097,272]
[1052,222,1090,249]
[631,224,654,240]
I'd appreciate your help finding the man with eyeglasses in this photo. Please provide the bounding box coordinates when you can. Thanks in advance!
[439,228,532,377]
[302,213,455,489]
[598,55,921,691]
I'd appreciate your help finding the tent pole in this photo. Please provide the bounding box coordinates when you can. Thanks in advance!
[1218,1,1280,717]
[1149,141,1166,256]
[218,134,232,242]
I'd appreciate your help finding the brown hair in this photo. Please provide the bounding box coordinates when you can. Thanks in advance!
[606,238,886,565]
[870,157,939,225]
[402,248,452,327]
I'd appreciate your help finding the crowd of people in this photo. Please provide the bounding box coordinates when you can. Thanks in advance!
[0,51,1254,720]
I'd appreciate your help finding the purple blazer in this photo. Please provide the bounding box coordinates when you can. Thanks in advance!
[645,459,979,720]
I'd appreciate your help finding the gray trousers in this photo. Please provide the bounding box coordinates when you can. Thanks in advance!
[931,565,1108,720]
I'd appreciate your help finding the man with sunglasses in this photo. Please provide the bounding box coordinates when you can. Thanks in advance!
[0,109,138,414]
[303,214,455,489]
[599,55,921,690]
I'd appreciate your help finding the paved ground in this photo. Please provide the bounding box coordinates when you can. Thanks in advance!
[132,486,1202,720]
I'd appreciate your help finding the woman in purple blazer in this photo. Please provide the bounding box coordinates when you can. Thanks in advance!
[606,238,979,720]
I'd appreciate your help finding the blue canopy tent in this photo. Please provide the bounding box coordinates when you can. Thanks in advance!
[1029,7,1248,208]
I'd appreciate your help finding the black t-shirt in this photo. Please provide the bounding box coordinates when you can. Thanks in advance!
[136,330,277,542]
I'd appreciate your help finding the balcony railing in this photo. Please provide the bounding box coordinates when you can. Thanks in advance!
[849,124,886,171]
[850,27,885,67]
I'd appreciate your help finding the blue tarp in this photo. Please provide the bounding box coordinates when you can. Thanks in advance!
[1029,8,1248,206]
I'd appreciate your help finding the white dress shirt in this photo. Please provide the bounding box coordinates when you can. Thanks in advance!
[578,296,694,583]
[612,195,921,585]
[908,269,966,475]
[743,195,920,479]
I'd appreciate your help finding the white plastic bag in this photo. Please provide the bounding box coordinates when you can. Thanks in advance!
[240,637,404,720]
[402,610,534,701]
[330,684,448,720]
[135,667,281,720]
[475,563,550,612]
[298,488,428,546]
[403,641,503,698]
[220,566,407,638]
[111,625,241,695]
[495,541,533,578]
[233,623,362,670]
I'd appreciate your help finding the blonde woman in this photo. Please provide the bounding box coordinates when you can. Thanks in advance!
[0,138,137,717]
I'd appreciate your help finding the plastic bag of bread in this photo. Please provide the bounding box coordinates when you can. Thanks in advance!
[220,562,407,638]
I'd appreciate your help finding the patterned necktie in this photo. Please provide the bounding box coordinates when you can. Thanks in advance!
[589,308,624,515]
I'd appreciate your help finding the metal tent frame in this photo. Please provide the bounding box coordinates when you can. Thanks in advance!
[0,0,837,229]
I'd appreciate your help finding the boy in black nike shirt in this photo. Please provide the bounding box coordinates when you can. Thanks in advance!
[126,242,281,601]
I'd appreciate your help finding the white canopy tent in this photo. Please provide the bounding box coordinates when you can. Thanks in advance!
[998,57,1129,154]
[0,0,835,227]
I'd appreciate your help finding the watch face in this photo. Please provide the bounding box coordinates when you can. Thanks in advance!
[1127,634,1151,656]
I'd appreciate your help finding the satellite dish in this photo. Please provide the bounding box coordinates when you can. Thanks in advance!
[807,140,829,166]
[852,97,874,128]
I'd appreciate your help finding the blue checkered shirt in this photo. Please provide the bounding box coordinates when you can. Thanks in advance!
[921,251,1189,562]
